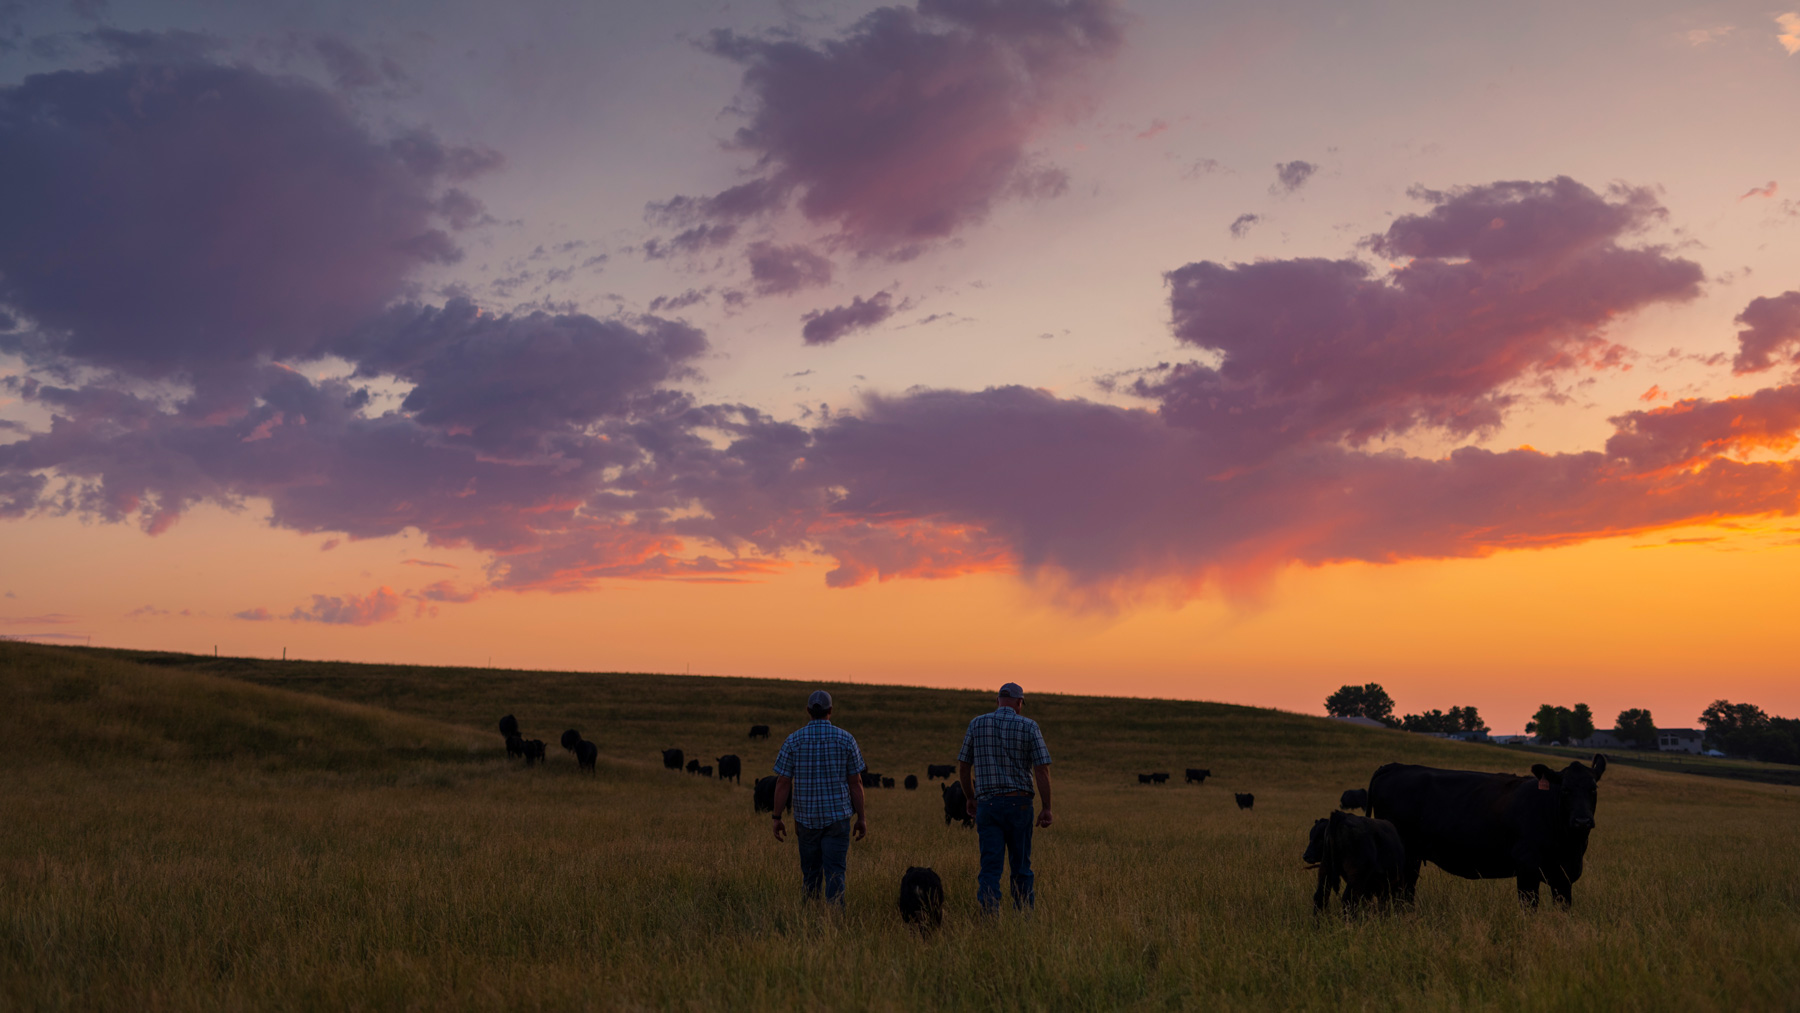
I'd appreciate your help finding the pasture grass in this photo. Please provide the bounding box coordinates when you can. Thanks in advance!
[2,642,1797,1011]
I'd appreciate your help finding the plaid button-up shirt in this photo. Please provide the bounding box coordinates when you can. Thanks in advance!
[772,719,865,828]
[958,706,1052,800]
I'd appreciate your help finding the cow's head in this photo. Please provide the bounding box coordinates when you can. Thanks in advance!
[1530,754,1606,830]
[1303,818,1329,867]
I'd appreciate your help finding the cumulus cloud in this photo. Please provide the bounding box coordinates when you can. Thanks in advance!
[1228,213,1260,238]
[289,586,402,625]
[801,292,897,345]
[1732,291,1800,373]
[0,38,498,380]
[653,0,1123,257]
[1271,160,1317,194]
[748,242,834,295]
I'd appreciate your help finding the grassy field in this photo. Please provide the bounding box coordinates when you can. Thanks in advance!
[1521,742,1800,787]
[3,643,1797,1011]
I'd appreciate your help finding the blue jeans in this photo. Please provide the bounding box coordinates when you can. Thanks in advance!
[796,817,851,905]
[976,795,1035,911]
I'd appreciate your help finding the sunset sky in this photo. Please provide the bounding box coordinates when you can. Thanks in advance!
[3,0,1798,733]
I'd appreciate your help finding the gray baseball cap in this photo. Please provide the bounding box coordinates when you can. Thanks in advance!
[999,682,1024,699]
[808,689,833,710]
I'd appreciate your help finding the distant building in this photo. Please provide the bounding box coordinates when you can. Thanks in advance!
[1570,730,1628,750]
[1329,715,1391,730]
[1491,734,1533,745]
[1447,730,1490,743]
[1657,728,1703,754]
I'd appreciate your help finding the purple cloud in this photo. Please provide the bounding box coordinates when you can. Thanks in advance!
[0,40,498,380]
[1228,213,1260,238]
[1731,290,1800,373]
[289,586,402,625]
[656,0,1123,256]
[747,242,834,295]
[801,292,897,345]
[1271,160,1317,194]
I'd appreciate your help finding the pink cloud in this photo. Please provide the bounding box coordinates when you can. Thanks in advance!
[801,292,897,345]
[289,586,402,625]
[1731,290,1800,373]
[1739,181,1778,200]
[651,0,1123,257]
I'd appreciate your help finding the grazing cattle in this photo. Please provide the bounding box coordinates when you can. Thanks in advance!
[686,758,701,774]
[861,771,882,788]
[716,754,742,784]
[522,740,546,765]
[926,764,955,780]
[1185,768,1211,785]
[1137,774,1153,784]
[753,775,785,814]
[904,774,918,790]
[498,715,520,738]
[560,730,597,773]
[898,867,945,933]
[749,724,770,740]
[941,782,973,827]
[882,777,895,789]
[1304,812,1406,916]
[698,765,713,778]
[662,748,684,770]
[1339,788,1370,815]
[1150,772,1170,784]
[504,733,525,760]
[1235,793,1255,810]
[1369,756,1608,908]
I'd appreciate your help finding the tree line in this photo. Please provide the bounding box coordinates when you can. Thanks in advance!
[1322,684,1798,766]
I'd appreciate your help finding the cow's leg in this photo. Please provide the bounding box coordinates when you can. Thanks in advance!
[1515,866,1542,909]
[1543,865,1574,908]
[1400,855,1422,904]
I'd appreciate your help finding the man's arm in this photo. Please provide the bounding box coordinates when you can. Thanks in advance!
[959,760,976,818]
[847,776,867,840]
[771,775,793,841]
[1034,764,1053,828]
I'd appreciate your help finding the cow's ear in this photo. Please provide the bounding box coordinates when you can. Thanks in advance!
[1530,763,1560,783]
[1591,754,1606,781]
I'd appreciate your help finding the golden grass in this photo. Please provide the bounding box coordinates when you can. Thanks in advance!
[2,643,1797,1011]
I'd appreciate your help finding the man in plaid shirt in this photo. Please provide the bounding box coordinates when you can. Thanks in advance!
[958,682,1054,913]
[771,690,867,905]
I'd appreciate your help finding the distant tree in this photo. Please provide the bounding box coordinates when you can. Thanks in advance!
[1570,703,1595,741]
[1448,706,1490,734]
[1698,701,1798,763]
[1699,700,1768,747]
[1527,704,1569,743]
[1325,683,1397,726]
[1401,706,1490,735]
[1615,708,1659,750]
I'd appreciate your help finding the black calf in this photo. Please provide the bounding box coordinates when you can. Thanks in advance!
[1150,772,1170,784]
[926,764,955,780]
[749,724,771,740]
[1339,788,1369,815]
[1185,768,1211,784]
[1235,793,1255,810]
[522,739,546,765]
[904,774,918,790]
[716,754,742,784]
[662,748,684,770]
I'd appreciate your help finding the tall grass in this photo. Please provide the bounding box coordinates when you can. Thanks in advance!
[2,643,1796,1011]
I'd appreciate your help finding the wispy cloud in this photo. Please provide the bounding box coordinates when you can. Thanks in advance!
[1740,181,1778,200]
[1778,13,1800,54]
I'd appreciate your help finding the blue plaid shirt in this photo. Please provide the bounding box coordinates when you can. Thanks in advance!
[772,719,865,828]
[958,707,1052,800]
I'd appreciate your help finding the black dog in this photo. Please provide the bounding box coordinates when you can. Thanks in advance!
[1235,793,1255,810]
[898,867,945,932]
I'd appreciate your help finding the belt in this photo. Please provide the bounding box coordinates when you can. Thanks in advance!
[989,791,1032,798]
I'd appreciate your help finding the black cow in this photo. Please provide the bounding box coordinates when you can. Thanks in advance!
[499,714,520,738]
[753,775,786,814]
[1235,793,1255,810]
[1304,812,1406,916]
[1185,768,1211,784]
[861,771,882,788]
[941,782,972,827]
[698,765,713,778]
[504,733,525,760]
[1369,756,1607,908]
[882,777,895,789]
[560,729,597,773]
[522,739,546,765]
[926,764,955,780]
[686,758,701,774]
[749,725,771,740]
[662,748,684,770]
[1150,772,1170,784]
[716,755,742,784]
[898,867,945,933]
[904,774,918,790]
[1137,774,1153,784]
[1339,788,1370,815]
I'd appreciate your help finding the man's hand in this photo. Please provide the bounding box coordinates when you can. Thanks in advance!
[966,797,977,818]
[852,817,867,841]
[1036,808,1054,829]
[772,817,786,843]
